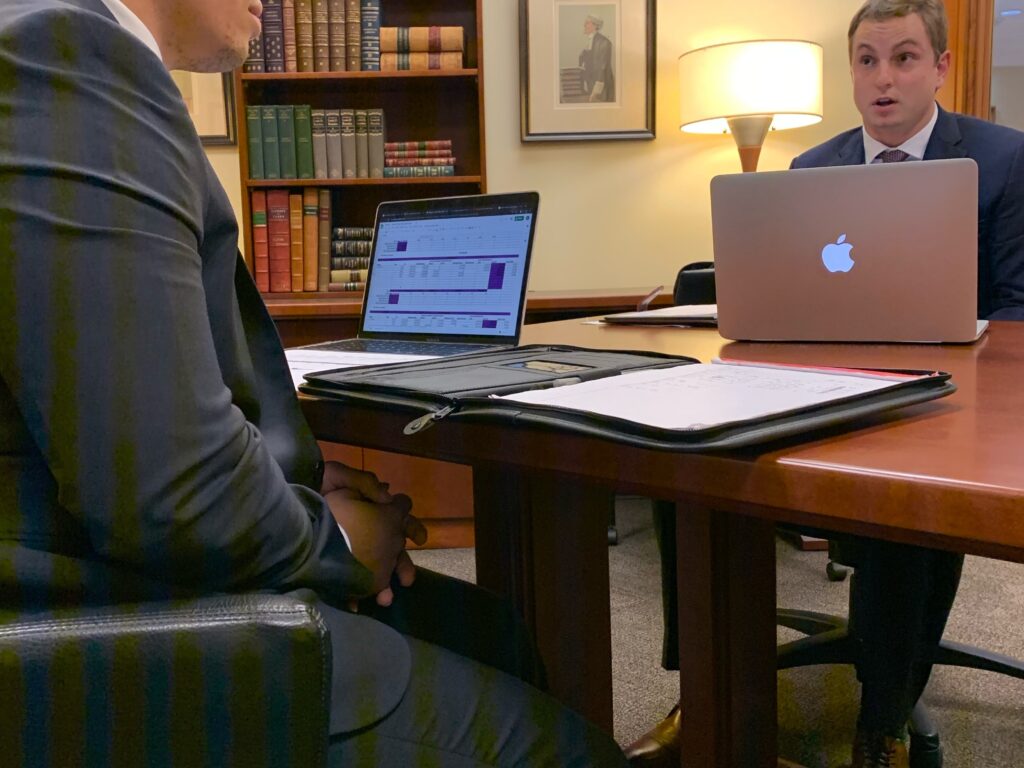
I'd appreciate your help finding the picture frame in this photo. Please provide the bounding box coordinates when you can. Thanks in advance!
[170,71,237,146]
[519,0,655,142]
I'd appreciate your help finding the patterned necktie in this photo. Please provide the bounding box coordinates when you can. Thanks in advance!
[875,148,911,163]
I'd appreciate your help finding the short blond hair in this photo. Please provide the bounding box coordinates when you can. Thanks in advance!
[848,0,948,62]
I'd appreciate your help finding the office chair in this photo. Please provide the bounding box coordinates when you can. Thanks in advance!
[1,593,332,767]
[672,260,716,305]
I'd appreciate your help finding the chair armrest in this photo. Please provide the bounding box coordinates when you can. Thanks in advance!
[0,593,331,767]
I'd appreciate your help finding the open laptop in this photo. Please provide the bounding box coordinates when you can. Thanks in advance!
[710,158,987,343]
[315,192,539,357]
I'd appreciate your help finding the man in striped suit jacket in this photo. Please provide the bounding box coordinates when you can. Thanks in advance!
[0,0,628,764]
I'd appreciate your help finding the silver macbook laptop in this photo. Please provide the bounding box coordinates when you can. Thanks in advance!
[317,192,539,357]
[710,159,986,343]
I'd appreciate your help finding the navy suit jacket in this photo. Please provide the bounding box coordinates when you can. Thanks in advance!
[0,0,408,733]
[791,107,1024,321]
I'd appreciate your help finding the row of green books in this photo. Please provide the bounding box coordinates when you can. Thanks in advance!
[247,105,387,181]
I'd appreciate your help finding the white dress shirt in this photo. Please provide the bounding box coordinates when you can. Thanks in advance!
[863,102,939,163]
[96,0,162,61]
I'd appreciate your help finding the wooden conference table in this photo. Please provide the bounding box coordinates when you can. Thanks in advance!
[301,318,1024,768]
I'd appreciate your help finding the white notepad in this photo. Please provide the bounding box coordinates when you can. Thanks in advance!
[602,304,718,326]
[499,358,924,431]
[285,348,435,390]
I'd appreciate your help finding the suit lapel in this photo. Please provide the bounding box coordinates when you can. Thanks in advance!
[834,130,865,166]
[923,106,967,160]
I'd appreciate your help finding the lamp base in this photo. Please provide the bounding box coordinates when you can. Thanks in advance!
[727,115,773,172]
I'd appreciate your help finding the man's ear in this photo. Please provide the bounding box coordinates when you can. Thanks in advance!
[935,49,952,91]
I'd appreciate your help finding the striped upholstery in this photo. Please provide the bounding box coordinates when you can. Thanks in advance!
[0,594,331,767]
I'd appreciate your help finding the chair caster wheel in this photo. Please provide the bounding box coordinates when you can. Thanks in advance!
[826,561,849,582]
[607,527,618,546]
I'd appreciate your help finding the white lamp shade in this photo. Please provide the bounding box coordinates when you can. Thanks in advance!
[678,40,823,134]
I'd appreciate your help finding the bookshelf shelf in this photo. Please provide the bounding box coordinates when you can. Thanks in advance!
[236,0,486,311]
[241,69,479,81]
[245,175,482,188]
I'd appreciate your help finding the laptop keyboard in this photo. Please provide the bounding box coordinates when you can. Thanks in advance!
[318,338,494,356]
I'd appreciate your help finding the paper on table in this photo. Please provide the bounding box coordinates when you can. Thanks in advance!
[602,304,718,325]
[498,359,920,430]
[285,349,436,390]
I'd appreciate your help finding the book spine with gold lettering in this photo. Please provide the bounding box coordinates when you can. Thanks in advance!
[289,193,304,292]
[379,52,463,71]
[379,26,464,53]
[354,109,369,179]
[244,34,265,72]
[344,0,360,71]
[266,189,292,292]
[282,0,298,72]
[262,0,286,72]
[327,281,366,292]
[251,191,270,293]
[366,108,385,178]
[294,0,315,72]
[340,108,357,178]
[302,188,319,292]
[386,156,456,167]
[317,190,332,291]
[327,0,346,71]
[313,0,331,71]
[360,0,380,71]
[384,140,452,152]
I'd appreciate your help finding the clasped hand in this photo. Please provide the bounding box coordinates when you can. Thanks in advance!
[321,461,428,608]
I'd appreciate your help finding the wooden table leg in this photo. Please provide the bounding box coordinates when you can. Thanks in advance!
[676,503,778,767]
[473,467,614,731]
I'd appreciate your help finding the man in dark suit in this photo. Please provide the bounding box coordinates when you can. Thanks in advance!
[627,1,1024,766]
[580,13,615,103]
[0,0,629,764]
[790,3,1023,766]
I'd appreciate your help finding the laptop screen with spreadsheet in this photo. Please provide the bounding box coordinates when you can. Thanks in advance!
[357,192,539,345]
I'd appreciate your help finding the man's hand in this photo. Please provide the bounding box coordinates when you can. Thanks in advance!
[324,489,428,607]
[321,460,394,503]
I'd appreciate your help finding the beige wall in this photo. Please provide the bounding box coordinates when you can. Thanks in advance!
[209,0,866,289]
[992,66,1024,132]
[205,145,243,247]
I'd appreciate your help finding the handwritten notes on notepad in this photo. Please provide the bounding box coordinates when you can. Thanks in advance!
[499,359,922,430]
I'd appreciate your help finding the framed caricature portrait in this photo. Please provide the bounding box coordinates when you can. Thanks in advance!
[519,0,655,141]
[171,71,237,146]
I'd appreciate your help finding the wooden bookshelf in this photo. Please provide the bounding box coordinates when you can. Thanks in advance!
[241,69,480,81]
[246,176,482,188]
[234,0,487,303]
[236,1,487,547]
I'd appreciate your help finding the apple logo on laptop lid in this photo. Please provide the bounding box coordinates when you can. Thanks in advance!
[821,234,854,273]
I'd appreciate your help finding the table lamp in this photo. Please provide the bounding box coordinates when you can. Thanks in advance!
[678,39,823,172]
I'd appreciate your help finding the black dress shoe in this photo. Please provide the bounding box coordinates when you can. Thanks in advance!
[624,705,682,767]
[848,730,910,768]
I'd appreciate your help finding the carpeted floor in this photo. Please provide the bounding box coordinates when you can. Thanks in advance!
[411,497,1024,767]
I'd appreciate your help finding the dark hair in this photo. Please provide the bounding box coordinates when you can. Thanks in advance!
[848,0,948,62]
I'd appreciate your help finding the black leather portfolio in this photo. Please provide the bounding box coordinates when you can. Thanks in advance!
[299,345,955,451]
